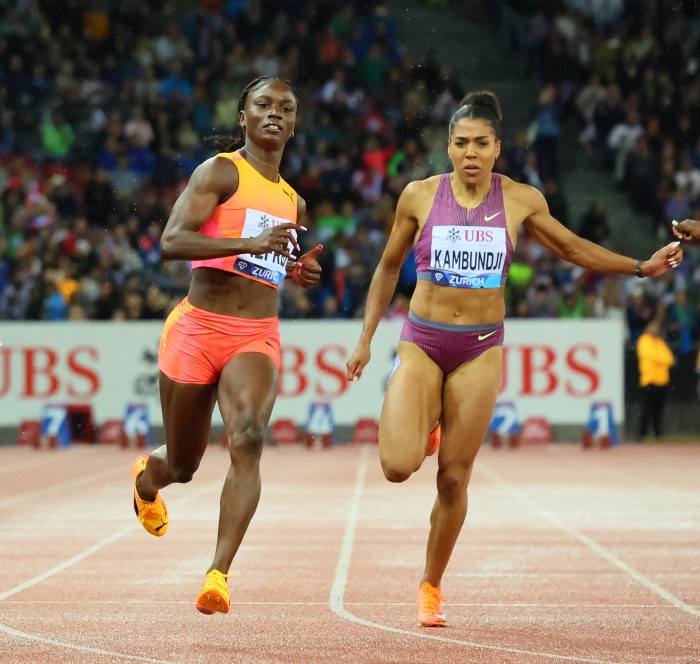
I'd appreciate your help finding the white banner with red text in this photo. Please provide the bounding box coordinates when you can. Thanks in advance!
[0,319,624,428]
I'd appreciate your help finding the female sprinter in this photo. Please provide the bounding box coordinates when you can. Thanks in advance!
[345,90,682,627]
[131,77,323,615]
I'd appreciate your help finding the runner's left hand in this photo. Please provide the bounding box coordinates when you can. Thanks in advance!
[640,241,683,277]
[292,244,323,288]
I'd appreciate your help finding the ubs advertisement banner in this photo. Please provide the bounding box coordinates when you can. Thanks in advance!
[0,319,624,427]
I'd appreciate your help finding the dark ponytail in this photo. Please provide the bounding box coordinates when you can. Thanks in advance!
[206,76,301,153]
[206,132,243,153]
[449,90,502,139]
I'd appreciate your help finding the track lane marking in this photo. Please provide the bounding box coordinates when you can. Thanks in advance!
[478,463,700,618]
[328,445,622,663]
[0,482,219,662]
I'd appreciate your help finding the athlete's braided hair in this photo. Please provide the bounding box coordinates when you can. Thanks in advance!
[207,77,301,152]
[449,90,502,139]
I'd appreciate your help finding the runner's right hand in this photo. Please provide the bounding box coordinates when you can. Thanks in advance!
[346,343,371,382]
[247,223,305,258]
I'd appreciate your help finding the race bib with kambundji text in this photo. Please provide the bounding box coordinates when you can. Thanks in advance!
[429,225,507,289]
[233,208,296,285]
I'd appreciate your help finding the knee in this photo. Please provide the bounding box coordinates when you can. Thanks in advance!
[380,455,414,483]
[383,466,412,483]
[436,465,472,506]
[168,461,199,484]
[227,418,266,461]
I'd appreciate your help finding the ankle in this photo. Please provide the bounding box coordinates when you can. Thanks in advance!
[135,473,157,502]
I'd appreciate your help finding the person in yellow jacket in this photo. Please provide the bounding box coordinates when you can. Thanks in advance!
[636,320,675,440]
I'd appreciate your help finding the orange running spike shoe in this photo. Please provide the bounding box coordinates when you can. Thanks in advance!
[426,423,441,457]
[196,570,231,615]
[132,455,169,537]
[417,581,447,627]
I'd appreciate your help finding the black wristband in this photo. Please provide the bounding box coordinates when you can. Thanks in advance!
[635,259,644,278]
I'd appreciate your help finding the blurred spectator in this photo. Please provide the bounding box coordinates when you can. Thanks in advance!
[636,320,674,440]
[522,152,544,192]
[578,200,611,245]
[607,110,644,185]
[532,85,562,183]
[41,110,75,162]
[543,179,569,227]
[556,282,587,318]
[386,138,430,194]
[624,136,658,218]
[664,290,696,356]
[314,199,354,242]
[674,155,700,202]
[124,106,155,148]
[43,277,68,320]
[357,41,392,91]
[626,284,657,344]
[575,72,606,154]
[82,168,115,226]
[46,174,80,220]
[527,275,557,318]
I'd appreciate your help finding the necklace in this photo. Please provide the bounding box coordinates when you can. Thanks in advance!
[244,149,279,171]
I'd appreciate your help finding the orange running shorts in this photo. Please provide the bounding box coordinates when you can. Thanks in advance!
[158,298,281,383]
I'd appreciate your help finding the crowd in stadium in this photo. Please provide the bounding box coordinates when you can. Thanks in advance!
[504,0,700,352]
[1,0,699,354]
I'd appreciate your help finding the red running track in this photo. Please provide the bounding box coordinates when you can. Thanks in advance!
[0,442,698,663]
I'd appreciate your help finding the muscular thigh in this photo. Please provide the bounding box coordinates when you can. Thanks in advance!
[439,346,503,468]
[379,341,444,469]
[217,352,279,440]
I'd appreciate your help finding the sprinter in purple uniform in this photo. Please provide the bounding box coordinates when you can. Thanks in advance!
[345,90,683,627]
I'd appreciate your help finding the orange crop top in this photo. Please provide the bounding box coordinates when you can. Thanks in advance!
[189,152,298,288]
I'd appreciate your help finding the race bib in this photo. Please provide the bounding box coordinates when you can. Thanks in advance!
[429,225,506,289]
[233,208,296,285]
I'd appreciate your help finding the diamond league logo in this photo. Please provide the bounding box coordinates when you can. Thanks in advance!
[434,273,443,281]
[238,260,248,270]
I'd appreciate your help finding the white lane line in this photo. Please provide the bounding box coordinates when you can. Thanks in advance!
[328,445,620,664]
[329,444,370,610]
[1,600,688,610]
[0,482,218,663]
[0,483,215,601]
[478,463,700,619]
[0,624,176,664]
[0,467,119,509]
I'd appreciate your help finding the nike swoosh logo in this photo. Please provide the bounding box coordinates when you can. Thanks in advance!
[154,520,167,532]
[435,614,446,620]
[477,330,498,341]
[484,211,502,222]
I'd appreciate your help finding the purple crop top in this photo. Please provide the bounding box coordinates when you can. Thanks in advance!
[414,173,514,289]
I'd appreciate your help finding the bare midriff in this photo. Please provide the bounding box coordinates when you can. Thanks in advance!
[187,267,279,318]
[410,280,506,326]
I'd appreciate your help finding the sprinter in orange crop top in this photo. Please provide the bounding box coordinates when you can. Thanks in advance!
[130,77,323,616]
